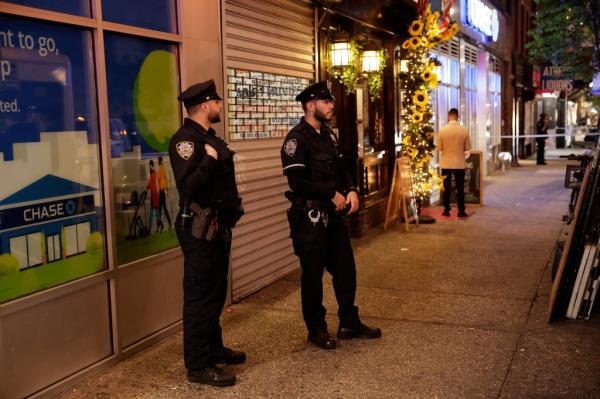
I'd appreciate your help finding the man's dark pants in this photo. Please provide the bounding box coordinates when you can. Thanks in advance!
[442,168,466,213]
[175,213,230,370]
[536,138,546,164]
[292,214,359,333]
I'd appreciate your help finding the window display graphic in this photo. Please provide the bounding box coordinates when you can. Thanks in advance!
[0,16,104,303]
[104,33,180,265]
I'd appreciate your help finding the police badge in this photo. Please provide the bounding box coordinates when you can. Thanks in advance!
[284,139,297,157]
[176,141,194,160]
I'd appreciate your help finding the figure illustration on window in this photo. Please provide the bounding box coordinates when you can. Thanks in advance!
[157,156,172,230]
[146,159,163,233]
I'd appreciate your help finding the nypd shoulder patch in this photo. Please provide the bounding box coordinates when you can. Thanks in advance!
[176,141,194,160]
[284,139,297,157]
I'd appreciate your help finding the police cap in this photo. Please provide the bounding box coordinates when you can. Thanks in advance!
[295,81,335,104]
[178,79,222,108]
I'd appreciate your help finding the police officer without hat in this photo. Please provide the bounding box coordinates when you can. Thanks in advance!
[281,81,381,350]
[169,79,245,386]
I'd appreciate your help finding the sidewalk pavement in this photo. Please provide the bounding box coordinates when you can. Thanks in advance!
[58,159,600,398]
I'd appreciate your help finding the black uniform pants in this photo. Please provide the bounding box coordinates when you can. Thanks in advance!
[536,138,546,164]
[175,213,230,370]
[292,215,359,333]
[442,168,466,213]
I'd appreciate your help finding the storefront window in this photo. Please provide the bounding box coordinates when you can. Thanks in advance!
[0,15,104,303]
[101,0,177,33]
[104,32,180,265]
[488,71,502,144]
[3,0,91,17]
[464,64,478,146]
[432,53,460,129]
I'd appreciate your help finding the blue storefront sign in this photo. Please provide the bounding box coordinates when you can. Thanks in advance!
[0,195,94,231]
[464,0,499,42]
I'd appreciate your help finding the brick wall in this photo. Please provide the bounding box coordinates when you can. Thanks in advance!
[226,69,311,140]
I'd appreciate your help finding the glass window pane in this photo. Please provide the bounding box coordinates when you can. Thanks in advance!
[450,59,459,84]
[102,0,177,32]
[104,32,180,265]
[27,232,42,265]
[76,221,91,252]
[65,225,78,256]
[3,0,91,17]
[9,236,28,269]
[0,15,105,303]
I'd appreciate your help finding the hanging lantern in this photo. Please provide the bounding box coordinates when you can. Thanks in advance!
[330,41,352,67]
[361,50,381,73]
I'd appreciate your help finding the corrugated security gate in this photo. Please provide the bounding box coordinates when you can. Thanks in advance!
[221,0,316,300]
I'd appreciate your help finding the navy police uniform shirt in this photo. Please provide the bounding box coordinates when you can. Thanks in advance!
[169,118,239,213]
[281,117,354,201]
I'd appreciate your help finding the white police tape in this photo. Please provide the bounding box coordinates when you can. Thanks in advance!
[498,132,600,139]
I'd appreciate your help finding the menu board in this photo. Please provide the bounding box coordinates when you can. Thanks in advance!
[447,150,483,205]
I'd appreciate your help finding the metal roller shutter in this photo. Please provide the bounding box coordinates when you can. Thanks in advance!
[222,0,315,300]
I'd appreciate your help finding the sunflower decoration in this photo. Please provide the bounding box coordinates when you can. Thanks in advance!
[406,147,419,159]
[408,20,425,37]
[422,70,434,82]
[411,112,424,124]
[413,90,429,108]
[429,74,439,88]
[399,1,460,205]
[428,11,441,27]
[409,36,422,49]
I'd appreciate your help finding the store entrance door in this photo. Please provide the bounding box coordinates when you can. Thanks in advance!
[47,234,61,263]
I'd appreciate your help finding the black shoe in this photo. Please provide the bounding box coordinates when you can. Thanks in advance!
[216,347,246,365]
[457,211,469,218]
[338,322,382,339]
[187,366,235,387]
[442,210,451,217]
[308,330,336,350]
[537,162,547,165]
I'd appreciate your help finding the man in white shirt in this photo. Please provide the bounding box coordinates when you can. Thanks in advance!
[437,108,471,218]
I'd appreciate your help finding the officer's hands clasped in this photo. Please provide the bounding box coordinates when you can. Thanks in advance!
[205,143,218,160]
[346,191,359,215]
[331,191,346,212]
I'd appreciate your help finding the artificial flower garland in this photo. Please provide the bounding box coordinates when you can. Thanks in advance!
[399,3,459,203]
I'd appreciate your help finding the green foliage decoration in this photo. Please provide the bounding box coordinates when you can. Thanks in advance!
[527,0,599,82]
[366,49,389,101]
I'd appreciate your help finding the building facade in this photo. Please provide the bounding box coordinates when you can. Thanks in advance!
[0,0,319,396]
[0,0,524,396]
[429,0,512,176]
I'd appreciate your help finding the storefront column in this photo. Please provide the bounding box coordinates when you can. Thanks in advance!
[476,49,489,176]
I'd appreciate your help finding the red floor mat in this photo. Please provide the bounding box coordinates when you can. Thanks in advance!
[420,207,476,220]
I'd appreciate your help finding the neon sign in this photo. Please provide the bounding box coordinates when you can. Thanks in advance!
[466,0,499,42]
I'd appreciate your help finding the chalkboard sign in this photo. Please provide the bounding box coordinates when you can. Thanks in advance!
[445,150,483,206]
[384,157,418,231]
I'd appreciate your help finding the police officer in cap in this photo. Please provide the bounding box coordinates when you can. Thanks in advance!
[281,81,382,350]
[169,79,245,386]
